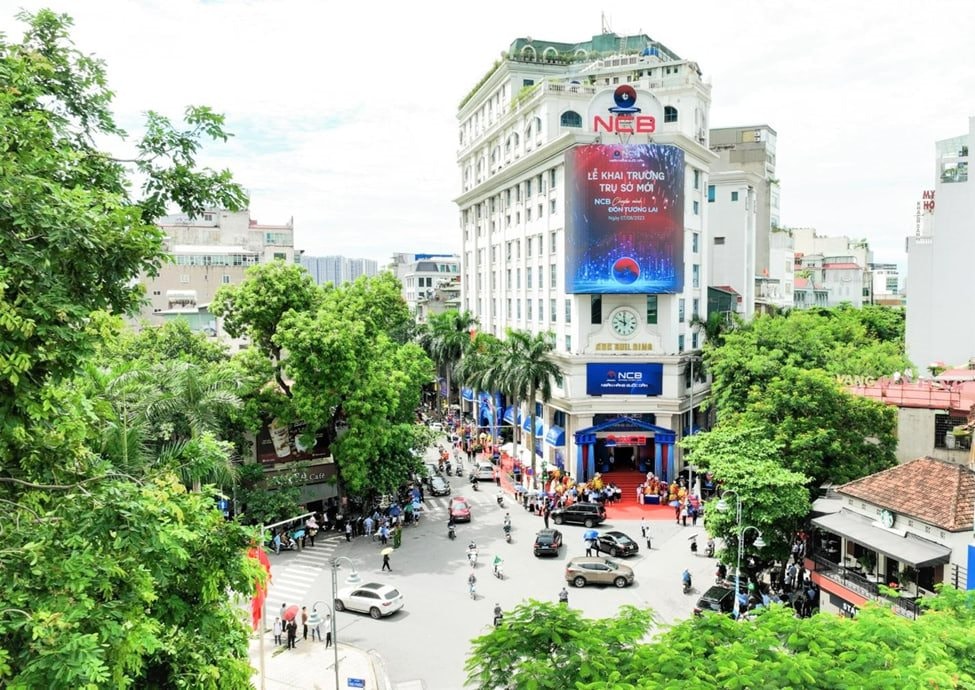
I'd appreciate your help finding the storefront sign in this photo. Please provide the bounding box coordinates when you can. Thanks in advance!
[256,418,332,464]
[595,342,653,351]
[606,435,647,445]
[828,592,858,618]
[586,363,663,396]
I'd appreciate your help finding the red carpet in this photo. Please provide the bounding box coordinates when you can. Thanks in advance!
[600,470,676,521]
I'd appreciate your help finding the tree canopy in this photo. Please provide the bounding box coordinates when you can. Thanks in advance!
[0,11,258,688]
[468,590,975,689]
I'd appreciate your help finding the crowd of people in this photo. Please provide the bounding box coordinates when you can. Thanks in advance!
[272,603,332,651]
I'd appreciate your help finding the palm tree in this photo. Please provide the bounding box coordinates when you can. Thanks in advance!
[419,310,478,413]
[500,330,563,489]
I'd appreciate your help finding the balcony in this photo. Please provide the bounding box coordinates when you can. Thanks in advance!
[809,551,924,619]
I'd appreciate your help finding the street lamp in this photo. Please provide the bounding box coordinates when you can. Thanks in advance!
[717,490,766,620]
[330,556,360,690]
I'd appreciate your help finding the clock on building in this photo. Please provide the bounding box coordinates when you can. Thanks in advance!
[610,308,639,337]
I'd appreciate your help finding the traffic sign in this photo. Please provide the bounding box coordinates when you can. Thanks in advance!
[348,679,365,688]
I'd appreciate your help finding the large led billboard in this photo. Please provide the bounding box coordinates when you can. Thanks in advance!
[565,143,685,294]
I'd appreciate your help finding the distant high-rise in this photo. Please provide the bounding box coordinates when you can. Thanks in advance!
[300,255,378,286]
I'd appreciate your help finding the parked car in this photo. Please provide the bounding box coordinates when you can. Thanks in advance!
[449,496,472,522]
[429,422,443,433]
[550,502,606,528]
[334,582,404,619]
[564,557,634,588]
[694,585,736,616]
[471,462,495,482]
[596,530,639,557]
[533,528,563,557]
[429,475,450,496]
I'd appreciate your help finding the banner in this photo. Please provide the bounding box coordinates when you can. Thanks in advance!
[565,144,685,294]
[586,363,664,396]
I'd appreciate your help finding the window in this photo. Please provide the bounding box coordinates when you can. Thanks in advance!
[731,191,739,201]
[526,179,532,196]
[678,334,685,352]
[527,239,533,258]
[678,298,685,322]
[692,233,699,253]
[550,299,557,322]
[550,264,557,288]
[179,274,190,284]
[565,335,572,352]
[538,203,543,218]
[550,231,557,253]
[693,264,700,288]
[527,268,533,289]
[507,298,512,315]
[550,168,557,188]
[560,111,582,128]
[523,79,534,87]
[707,185,715,202]
[664,106,678,123]
[693,170,700,190]
[527,300,533,320]
[692,298,699,321]
[550,199,557,214]
[565,299,572,324]
[506,269,512,287]
[693,200,699,215]
[714,237,726,245]
[646,295,658,324]
[537,235,543,255]
[152,290,161,296]
[516,299,521,319]
[591,295,602,324]
[692,332,699,349]
[537,299,543,322]
[222,275,232,284]
[516,269,521,289]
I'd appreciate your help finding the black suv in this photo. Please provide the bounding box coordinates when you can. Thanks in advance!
[533,528,563,557]
[694,585,736,616]
[551,503,606,528]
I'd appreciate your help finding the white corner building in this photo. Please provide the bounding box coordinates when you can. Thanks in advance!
[455,31,712,482]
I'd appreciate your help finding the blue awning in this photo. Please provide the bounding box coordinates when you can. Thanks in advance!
[545,425,565,447]
[461,387,474,402]
[503,406,516,425]
[522,417,544,437]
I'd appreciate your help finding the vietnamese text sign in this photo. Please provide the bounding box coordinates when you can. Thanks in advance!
[586,363,663,396]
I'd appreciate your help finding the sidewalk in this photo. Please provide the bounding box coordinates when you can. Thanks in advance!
[249,628,390,690]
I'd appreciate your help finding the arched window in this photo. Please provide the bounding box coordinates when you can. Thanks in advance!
[533,116,542,138]
[560,111,582,128]
[664,106,678,123]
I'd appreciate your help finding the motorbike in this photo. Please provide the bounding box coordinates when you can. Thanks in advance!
[468,576,477,600]
[493,559,504,579]
[455,462,463,477]
[706,538,715,558]
[467,544,478,567]
[682,570,693,594]
[493,606,503,627]
[472,478,479,491]
[690,536,699,554]
[503,522,512,543]
[496,493,504,507]
[448,523,456,540]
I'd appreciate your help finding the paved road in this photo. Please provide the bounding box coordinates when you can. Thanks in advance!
[256,444,720,690]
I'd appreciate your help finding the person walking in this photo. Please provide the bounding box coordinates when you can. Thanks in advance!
[558,587,569,605]
[307,607,323,641]
[301,606,309,641]
[345,521,353,542]
[273,617,283,645]
[543,506,551,529]
[585,538,594,557]
[324,611,333,647]
[382,552,392,572]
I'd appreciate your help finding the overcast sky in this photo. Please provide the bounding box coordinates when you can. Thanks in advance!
[4,1,974,269]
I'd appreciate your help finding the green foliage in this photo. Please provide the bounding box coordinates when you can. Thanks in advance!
[466,601,652,690]
[100,319,228,366]
[0,11,257,688]
[682,426,810,563]
[235,461,306,525]
[704,306,904,488]
[419,309,478,408]
[471,591,975,689]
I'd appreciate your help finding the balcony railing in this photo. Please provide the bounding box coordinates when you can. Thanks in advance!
[809,552,923,619]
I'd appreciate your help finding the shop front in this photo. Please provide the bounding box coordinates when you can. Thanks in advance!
[572,416,677,482]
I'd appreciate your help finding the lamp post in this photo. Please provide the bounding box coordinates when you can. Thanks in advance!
[716,490,765,620]
[330,556,360,690]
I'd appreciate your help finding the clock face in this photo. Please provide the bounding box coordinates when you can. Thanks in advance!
[611,309,638,336]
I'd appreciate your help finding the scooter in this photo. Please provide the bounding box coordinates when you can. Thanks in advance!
[472,478,479,491]
[682,569,693,594]
[706,538,715,558]
[448,523,456,540]
[503,522,512,544]
[496,493,504,508]
[493,560,504,579]
[467,544,478,567]
[455,462,463,477]
[493,606,503,627]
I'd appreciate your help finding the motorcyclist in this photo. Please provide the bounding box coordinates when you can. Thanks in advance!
[468,570,477,598]
[558,587,569,605]
[493,603,503,627]
[472,475,479,491]
[493,554,503,578]
[682,568,692,592]
[706,537,716,558]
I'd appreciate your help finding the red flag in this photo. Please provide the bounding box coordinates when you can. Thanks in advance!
[248,546,272,630]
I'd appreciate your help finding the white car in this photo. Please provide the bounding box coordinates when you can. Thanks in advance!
[429,422,444,433]
[334,582,404,619]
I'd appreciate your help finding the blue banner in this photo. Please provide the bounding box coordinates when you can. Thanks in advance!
[586,363,663,396]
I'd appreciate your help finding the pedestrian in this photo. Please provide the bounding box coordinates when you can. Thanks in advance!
[364,515,374,540]
[286,619,297,649]
[640,517,647,539]
[345,521,353,542]
[380,525,389,545]
[324,611,332,647]
[307,607,323,641]
[273,617,283,645]
[301,606,309,640]
[306,515,319,546]
[543,506,550,530]
[585,539,593,557]
[382,552,392,571]
[495,467,501,488]
[645,528,652,550]
[280,602,287,621]
[674,500,681,524]
[558,587,569,605]
[681,501,689,527]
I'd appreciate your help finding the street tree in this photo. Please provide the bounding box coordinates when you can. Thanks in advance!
[466,601,653,690]
[99,318,229,366]
[681,425,810,565]
[419,309,478,411]
[0,10,258,688]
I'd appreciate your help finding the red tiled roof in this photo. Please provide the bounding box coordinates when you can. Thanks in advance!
[936,368,975,382]
[713,285,739,295]
[839,457,975,531]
